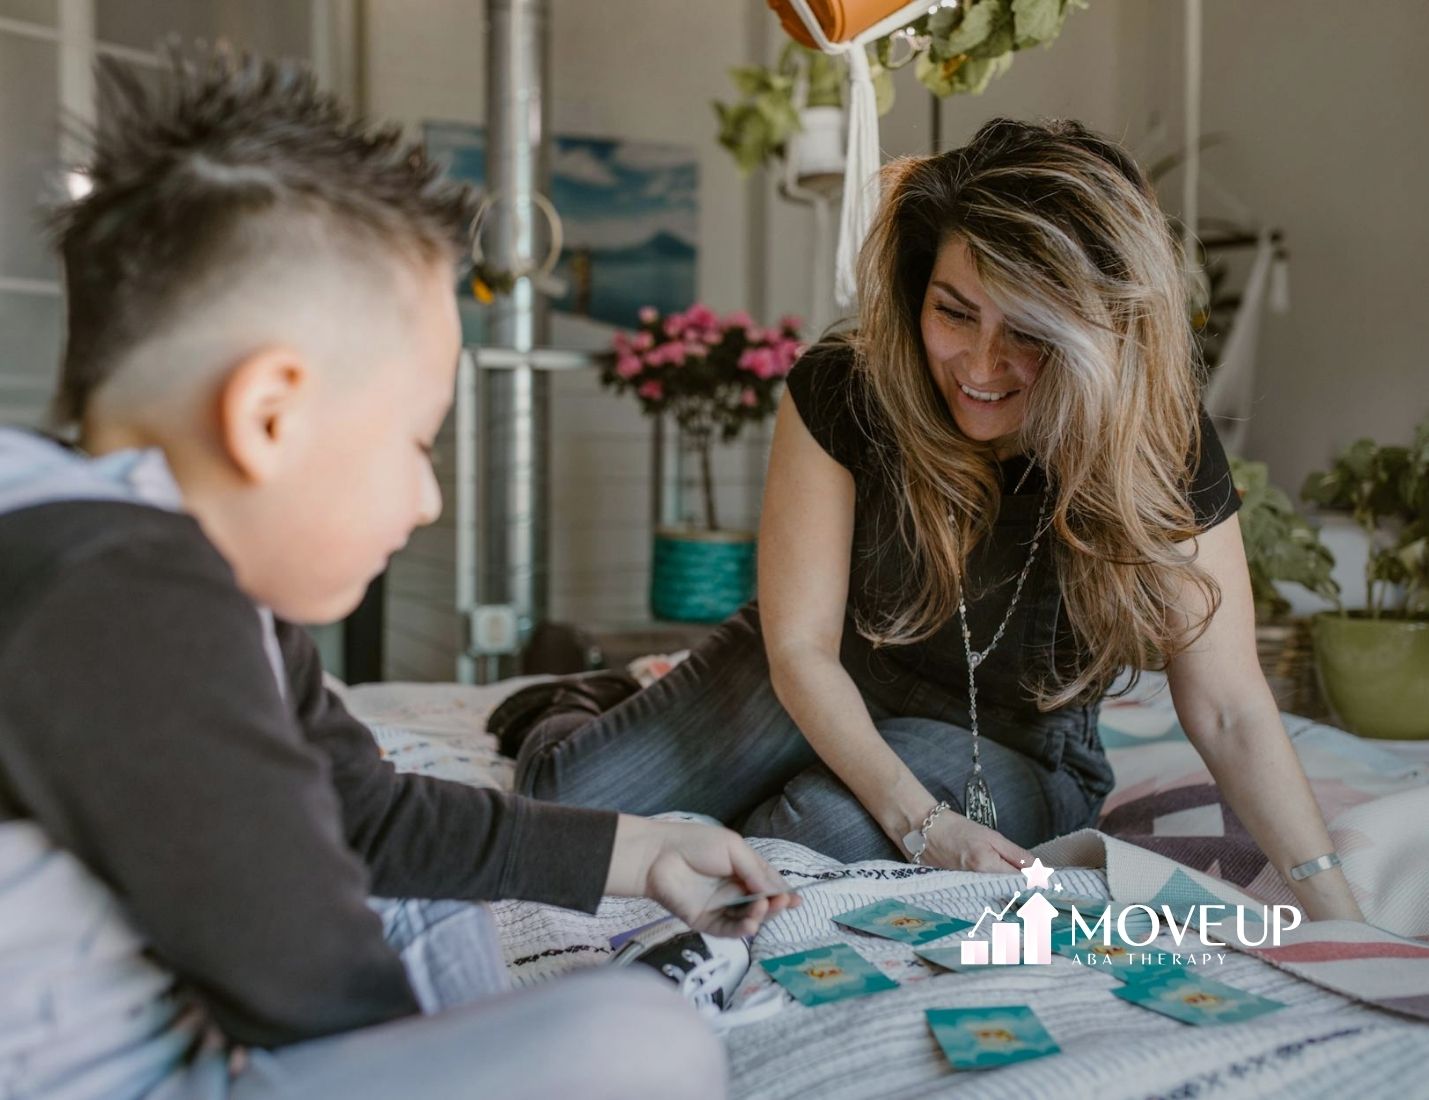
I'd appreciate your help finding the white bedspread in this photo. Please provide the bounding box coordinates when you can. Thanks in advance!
[342,673,1429,1099]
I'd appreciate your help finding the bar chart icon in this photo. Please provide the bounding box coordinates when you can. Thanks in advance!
[959,891,1059,966]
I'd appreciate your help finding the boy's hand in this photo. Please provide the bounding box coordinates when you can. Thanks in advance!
[605,815,800,938]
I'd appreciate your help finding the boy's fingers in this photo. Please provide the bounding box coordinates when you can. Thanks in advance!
[738,898,770,934]
[727,836,787,897]
[701,896,768,939]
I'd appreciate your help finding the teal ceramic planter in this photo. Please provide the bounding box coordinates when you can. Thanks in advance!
[1311,611,1429,740]
[650,527,756,623]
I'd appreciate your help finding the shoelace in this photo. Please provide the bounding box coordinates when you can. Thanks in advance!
[662,949,734,1016]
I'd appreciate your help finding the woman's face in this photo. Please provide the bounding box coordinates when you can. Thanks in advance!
[919,236,1046,458]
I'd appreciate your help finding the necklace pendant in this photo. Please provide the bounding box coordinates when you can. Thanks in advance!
[968,652,982,669]
[964,773,998,830]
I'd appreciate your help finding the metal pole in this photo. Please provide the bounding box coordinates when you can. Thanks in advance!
[1182,0,1202,278]
[480,0,551,681]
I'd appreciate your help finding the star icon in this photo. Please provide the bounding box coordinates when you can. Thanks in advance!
[1020,856,1055,891]
[1053,883,1064,892]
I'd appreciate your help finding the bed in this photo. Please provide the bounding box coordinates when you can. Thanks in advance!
[340,663,1429,1099]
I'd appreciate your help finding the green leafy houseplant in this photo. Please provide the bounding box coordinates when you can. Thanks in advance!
[714,0,1086,175]
[1230,457,1339,619]
[714,43,891,176]
[1297,414,1429,739]
[909,0,1086,98]
[1300,416,1429,617]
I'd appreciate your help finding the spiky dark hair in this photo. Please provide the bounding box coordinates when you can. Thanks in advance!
[48,47,477,425]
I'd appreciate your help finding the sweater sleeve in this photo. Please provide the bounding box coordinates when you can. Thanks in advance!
[279,621,619,912]
[0,537,419,1048]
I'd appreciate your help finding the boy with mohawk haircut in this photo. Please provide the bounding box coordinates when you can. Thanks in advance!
[0,50,791,1100]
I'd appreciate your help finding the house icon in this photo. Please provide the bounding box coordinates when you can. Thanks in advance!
[960,890,1059,966]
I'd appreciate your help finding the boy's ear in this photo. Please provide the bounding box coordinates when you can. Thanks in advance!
[216,347,311,483]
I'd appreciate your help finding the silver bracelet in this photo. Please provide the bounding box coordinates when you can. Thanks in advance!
[902,801,952,866]
[1287,852,1341,881]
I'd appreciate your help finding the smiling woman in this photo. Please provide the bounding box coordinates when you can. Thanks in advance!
[509,119,1364,925]
[921,246,1049,457]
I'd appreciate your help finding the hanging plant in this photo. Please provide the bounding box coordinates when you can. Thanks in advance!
[714,43,894,176]
[713,0,1086,176]
[910,0,1085,97]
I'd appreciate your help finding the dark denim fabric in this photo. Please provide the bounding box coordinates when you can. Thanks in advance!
[514,602,1112,862]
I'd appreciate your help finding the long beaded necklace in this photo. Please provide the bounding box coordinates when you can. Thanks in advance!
[954,457,1050,831]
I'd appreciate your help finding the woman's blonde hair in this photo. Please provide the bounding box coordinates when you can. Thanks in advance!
[851,118,1219,709]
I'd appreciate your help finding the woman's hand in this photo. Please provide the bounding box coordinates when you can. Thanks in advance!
[605,815,801,938]
[919,810,1037,873]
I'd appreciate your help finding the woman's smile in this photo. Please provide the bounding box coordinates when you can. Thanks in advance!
[955,380,1022,404]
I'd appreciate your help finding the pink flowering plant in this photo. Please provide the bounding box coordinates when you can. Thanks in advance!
[603,304,805,530]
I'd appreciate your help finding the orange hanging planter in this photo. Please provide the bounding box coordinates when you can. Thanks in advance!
[766,0,913,47]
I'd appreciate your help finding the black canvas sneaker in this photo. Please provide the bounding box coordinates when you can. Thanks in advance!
[628,930,752,1019]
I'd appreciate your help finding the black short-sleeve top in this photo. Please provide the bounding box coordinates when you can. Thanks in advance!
[781,339,1241,804]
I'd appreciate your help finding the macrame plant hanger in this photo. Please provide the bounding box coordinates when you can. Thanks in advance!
[778,0,933,308]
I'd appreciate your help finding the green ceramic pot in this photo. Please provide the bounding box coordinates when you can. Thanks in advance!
[650,527,756,624]
[1311,611,1429,739]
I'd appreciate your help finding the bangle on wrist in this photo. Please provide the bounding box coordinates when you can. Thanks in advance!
[902,801,951,866]
[1286,851,1341,882]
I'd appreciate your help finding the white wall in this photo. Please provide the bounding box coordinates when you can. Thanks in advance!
[766,0,1428,500]
[370,0,1428,678]
[1194,0,1428,494]
[367,0,772,678]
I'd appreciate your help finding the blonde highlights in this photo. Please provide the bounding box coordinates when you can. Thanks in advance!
[851,118,1219,709]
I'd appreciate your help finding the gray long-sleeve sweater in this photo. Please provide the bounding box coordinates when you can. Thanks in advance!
[0,429,619,1098]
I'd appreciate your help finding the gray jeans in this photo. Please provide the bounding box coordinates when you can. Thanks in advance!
[147,900,724,1100]
[514,604,1104,860]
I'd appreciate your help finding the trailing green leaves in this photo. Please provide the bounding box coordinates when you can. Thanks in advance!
[714,0,1085,175]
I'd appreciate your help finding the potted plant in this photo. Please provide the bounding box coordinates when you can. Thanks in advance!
[713,0,1085,176]
[1229,457,1339,719]
[714,43,884,178]
[603,306,805,623]
[1299,415,1429,739]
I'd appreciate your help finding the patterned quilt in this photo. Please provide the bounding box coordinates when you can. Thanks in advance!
[343,668,1429,1098]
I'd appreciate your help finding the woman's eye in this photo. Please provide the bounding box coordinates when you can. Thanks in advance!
[937,305,971,323]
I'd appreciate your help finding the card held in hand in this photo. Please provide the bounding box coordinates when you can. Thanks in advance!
[760,943,899,1007]
[833,899,974,946]
[926,1005,1061,1070]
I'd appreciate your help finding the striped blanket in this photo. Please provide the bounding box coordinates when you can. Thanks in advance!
[345,669,1429,1099]
[474,836,1429,1099]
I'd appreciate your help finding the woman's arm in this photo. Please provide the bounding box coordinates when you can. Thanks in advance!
[1164,513,1366,922]
[759,391,1032,872]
